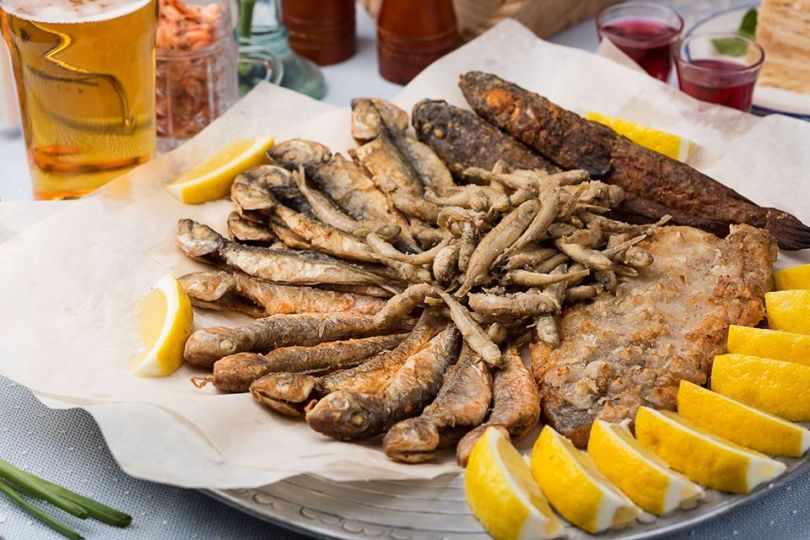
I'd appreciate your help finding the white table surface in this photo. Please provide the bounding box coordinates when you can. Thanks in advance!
[5,2,809,540]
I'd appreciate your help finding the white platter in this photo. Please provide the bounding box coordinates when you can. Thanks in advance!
[208,454,810,539]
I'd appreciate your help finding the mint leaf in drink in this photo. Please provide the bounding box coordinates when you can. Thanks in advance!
[712,36,748,57]
[738,8,757,39]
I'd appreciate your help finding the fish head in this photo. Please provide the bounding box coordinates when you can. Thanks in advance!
[251,372,316,404]
[178,271,235,302]
[305,391,384,441]
[350,98,383,141]
[267,140,332,170]
[176,219,226,261]
[183,326,239,368]
[231,173,278,216]
[382,417,440,459]
[411,99,451,139]
[351,98,409,141]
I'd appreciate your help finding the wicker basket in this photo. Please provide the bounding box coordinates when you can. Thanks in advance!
[361,0,620,40]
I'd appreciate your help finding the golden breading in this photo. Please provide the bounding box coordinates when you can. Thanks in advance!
[530,224,777,448]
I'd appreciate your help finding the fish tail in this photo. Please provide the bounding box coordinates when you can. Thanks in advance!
[766,209,810,250]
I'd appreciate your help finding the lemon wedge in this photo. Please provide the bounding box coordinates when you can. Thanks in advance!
[465,427,563,540]
[131,273,194,377]
[634,407,786,494]
[585,112,697,162]
[774,264,810,290]
[531,426,640,534]
[711,354,810,422]
[678,380,810,457]
[766,290,810,335]
[587,420,704,516]
[165,137,274,204]
[727,325,810,366]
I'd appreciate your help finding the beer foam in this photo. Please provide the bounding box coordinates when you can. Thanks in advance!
[1,0,151,24]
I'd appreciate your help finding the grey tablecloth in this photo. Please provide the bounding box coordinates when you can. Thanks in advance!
[3,1,808,538]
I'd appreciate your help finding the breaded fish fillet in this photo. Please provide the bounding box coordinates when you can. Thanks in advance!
[530,224,777,447]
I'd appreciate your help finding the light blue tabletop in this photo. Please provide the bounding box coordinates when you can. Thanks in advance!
[3,2,807,539]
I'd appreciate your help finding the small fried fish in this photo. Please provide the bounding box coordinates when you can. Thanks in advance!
[213,334,406,393]
[306,325,461,441]
[383,344,492,463]
[456,345,540,466]
[253,309,446,416]
[184,313,413,368]
[179,270,386,317]
[177,219,391,289]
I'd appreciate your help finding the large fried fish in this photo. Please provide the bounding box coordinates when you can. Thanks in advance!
[459,71,810,250]
[530,224,777,447]
[411,99,558,177]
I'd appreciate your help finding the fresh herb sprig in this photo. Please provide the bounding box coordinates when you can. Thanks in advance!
[0,458,132,539]
[712,8,758,56]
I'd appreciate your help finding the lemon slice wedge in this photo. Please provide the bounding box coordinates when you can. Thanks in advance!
[465,427,563,540]
[531,426,640,534]
[131,273,194,377]
[165,137,274,204]
[766,290,810,335]
[587,420,704,516]
[585,112,697,162]
[711,354,810,422]
[634,407,786,494]
[774,263,810,290]
[727,325,810,366]
[678,380,810,457]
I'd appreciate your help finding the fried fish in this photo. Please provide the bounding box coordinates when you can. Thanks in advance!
[184,312,412,368]
[411,99,559,177]
[179,271,386,318]
[247,309,447,415]
[530,224,776,447]
[459,71,810,250]
[177,219,392,289]
[383,344,492,463]
[456,345,540,466]
[305,325,461,441]
[213,333,406,393]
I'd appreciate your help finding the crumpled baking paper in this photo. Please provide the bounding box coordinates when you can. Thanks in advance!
[1,20,809,489]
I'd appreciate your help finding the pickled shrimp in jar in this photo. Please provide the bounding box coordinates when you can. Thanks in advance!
[155,0,238,150]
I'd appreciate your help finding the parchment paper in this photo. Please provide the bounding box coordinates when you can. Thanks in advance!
[2,20,809,489]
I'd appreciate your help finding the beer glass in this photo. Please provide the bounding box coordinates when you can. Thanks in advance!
[1,0,157,199]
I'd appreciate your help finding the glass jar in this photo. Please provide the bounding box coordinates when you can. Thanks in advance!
[156,0,239,151]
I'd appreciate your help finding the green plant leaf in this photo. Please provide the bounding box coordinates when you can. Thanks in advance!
[739,8,757,39]
[712,36,748,57]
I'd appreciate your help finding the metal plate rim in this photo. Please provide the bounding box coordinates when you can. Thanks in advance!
[206,456,810,539]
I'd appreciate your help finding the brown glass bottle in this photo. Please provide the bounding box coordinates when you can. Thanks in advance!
[377,0,458,84]
[282,0,357,66]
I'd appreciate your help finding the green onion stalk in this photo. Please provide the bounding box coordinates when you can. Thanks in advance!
[239,0,257,39]
[0,458,132,539]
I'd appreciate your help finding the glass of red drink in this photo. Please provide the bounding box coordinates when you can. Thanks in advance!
[596,2,684,82]
[674,33,765,112]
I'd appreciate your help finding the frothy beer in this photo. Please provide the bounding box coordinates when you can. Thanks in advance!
[1,0,152,23]
[0,0,157,199]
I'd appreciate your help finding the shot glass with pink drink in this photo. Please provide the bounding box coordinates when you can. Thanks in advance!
[596,2,684,82]
[674,33,765,112]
